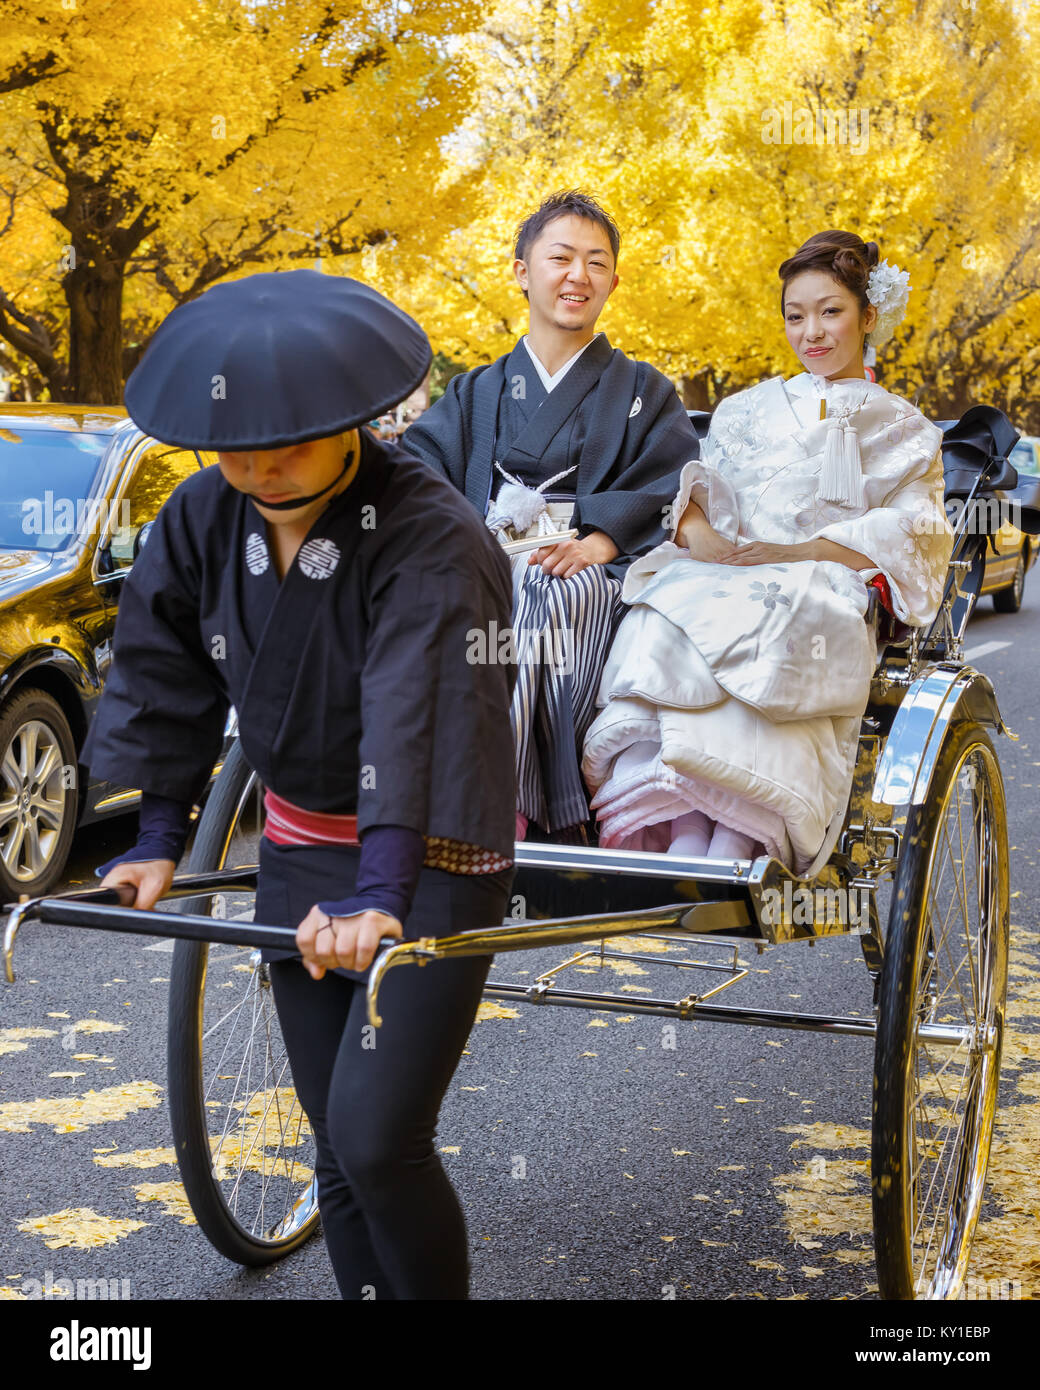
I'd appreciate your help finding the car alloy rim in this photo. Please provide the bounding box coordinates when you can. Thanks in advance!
[1013,557,1024,605]
[0,719,68,881]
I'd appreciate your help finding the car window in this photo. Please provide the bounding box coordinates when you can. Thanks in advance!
[0,428,109,551]
[106,447,211,568]
[1010,441,1039,477]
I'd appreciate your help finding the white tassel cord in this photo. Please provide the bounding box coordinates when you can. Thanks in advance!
[818,409,865,508]
[485,461,578,539]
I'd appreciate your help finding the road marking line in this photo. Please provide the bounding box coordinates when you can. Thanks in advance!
[963,640,1012,661]
[143,939,175,953]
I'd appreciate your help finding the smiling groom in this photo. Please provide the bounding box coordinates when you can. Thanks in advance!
[402,190,700,841]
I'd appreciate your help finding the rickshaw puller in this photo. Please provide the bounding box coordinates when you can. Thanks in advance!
[82,270,518,1300]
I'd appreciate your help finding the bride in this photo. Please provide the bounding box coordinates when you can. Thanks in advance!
[581,231,953,872]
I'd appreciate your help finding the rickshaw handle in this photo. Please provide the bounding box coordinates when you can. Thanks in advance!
[1,869,312,983]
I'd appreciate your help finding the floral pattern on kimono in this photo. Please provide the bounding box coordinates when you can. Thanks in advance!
[582,373,954,872]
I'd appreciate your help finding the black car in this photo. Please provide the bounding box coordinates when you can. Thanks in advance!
[0,404,222,900]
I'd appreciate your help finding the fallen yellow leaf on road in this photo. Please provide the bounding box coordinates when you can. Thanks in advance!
[474,1002,520,1022]
[0,1027,57,1055]
[94,1147,177,1169]
[134,1183,196,1225]
[17,1207,146,1249]
[0,1081,161,1134]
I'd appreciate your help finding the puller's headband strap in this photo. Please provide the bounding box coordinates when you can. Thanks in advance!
[255,440,359,510]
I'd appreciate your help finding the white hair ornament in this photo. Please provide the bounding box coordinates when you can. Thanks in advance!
[865,258,911,347]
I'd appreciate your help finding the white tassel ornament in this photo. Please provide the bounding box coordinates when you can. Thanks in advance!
[818,409,865,508]
[485,461,579,539]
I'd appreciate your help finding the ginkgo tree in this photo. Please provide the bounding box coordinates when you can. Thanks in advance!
[375,0,1040,425]
[2,0,1038,429]
[0,0,478,401]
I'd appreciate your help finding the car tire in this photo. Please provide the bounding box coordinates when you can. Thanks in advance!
[992,548,1026,613]
[0,688,79,902]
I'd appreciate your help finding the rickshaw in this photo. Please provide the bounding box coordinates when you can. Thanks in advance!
[4,404,1036,1301]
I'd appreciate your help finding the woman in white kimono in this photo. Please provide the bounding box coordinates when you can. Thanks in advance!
[582,231,953,872]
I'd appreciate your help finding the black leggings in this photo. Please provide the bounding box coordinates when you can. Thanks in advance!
[257,839,510,1299]
[268,950,486,1295]
[268,951,491,1301]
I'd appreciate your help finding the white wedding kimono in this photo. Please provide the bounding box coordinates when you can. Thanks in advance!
[581,372,953,872]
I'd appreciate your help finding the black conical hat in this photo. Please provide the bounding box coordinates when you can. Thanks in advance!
[124,269,431,449]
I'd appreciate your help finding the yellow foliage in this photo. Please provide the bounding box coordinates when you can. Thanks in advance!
[1,0,1037,424]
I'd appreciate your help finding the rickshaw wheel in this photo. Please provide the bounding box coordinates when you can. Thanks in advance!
[871,721,1008,1300]
[167,739,319,1265]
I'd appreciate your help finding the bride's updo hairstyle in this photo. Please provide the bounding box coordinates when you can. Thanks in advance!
[779,230,880,314]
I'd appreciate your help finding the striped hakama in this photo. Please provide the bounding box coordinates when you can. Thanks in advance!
[504,503,626,834]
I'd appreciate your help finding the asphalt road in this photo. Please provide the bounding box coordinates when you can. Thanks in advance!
[1,586,1038,1303]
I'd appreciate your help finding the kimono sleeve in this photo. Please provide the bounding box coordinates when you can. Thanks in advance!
[813,412,952,627]
[570,369,702,559]
[664,395,743,544]
[81,490,229,805]
[356,553,517,858]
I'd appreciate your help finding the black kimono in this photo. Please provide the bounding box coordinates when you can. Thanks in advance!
[401,333,701,834]
[82,432,518,959]
[403,333,701,580]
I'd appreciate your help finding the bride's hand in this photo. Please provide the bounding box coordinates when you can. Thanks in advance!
[717,541,810,566]
[683,528,734,563]
[676,510,734,563]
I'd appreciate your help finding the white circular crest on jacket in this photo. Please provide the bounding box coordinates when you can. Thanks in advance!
[298,537,341,580]
[629,396,643,418]
[245,532,269,575]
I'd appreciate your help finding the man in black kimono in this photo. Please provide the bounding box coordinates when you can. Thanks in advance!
[81,270,517,1301]
[403,190,701,840]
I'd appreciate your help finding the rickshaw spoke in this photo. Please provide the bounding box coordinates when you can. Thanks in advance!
[930,940,978,1022]
[913,1067,977,1270]
[951,774,983,1016]
[926,873,973,1023]
[167,747,318,1261]
[875,727,1007,1302]
[910,1053,974,1262]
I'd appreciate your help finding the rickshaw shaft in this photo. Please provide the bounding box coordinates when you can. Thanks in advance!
[481,982,981,1048]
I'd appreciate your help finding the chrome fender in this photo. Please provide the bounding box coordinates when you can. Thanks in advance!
[873,662,1011,810]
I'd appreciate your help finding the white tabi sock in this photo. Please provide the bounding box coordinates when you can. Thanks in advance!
[667,809,713,856]
[707,822,757,860]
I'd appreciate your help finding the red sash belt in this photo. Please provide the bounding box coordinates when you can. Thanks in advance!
[263,789,360,846]
[262,788,512,874]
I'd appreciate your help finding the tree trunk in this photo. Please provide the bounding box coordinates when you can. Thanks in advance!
[64,258,126,404]
[681,370,713,411]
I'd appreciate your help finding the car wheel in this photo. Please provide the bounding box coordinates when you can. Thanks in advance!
[992,549,1026,613]
[0,689,78,902]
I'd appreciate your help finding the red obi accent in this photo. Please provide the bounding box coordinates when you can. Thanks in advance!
[262,789,513,873]
[263,788,360,847]
[868,573,894,616]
